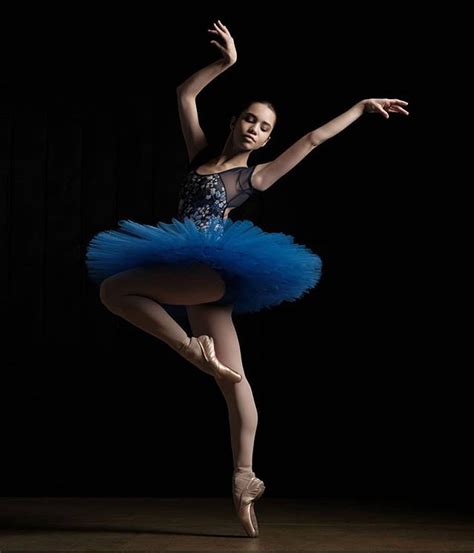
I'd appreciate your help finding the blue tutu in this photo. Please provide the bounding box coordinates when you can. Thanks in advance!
[86,216,322,314]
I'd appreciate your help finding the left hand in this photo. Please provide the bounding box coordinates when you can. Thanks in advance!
[362,98,409,119]
[208,20,237,66]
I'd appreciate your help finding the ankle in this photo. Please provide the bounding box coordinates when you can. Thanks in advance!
[233,466,254,478]
[172,336,192,354]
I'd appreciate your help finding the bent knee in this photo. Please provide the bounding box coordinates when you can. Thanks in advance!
[189,263,227,302]
[99,276,124,309]
[207,278,227,302]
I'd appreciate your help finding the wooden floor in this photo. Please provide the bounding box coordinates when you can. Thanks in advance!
[1,497,473,551]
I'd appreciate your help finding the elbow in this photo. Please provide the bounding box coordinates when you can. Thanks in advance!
[309,132,328,148]
[176,83,189,96]
[308,133,322,148]
[176,84,196,101]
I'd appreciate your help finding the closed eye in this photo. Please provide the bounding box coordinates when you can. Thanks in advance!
[245,114,272,133]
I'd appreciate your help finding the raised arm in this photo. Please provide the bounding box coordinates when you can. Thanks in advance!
[252,98,409,191]
[177,20,237,162]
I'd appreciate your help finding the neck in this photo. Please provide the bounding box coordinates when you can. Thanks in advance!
[211,137,251,168]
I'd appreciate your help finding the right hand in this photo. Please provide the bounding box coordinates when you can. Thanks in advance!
[208,20,237,66]
[361,98,409,119]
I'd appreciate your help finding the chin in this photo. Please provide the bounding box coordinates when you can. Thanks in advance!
[238,144,253,152]
[242,141,255,150]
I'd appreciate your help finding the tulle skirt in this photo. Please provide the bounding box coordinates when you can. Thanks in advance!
[85,216,322,315]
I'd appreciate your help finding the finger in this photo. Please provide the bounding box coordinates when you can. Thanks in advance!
[389,105,409,114]
[377,106,389,118]
[217,19,229,32]
[388,105,409,115]
[393,99,409,105]
[210,40,225,54]
[218,23,232,39]
[213,22,225,35]
[208,29,219,34]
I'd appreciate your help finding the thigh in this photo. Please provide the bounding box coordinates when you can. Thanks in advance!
[100,262,227,306]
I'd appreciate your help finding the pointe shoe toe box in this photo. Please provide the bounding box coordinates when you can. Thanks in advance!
[233,475,265,537]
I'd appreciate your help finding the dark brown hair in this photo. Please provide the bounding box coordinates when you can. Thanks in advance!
[237,99,277,126]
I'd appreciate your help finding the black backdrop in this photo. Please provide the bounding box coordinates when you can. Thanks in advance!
[1,6,468,508]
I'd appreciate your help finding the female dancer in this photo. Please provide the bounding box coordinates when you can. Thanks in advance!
[86,20,408,537]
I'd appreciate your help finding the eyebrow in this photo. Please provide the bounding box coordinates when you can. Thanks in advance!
[245,111,273,129]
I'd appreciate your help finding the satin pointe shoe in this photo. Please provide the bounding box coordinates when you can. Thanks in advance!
[232,470,266,538]
[177,335,242,383]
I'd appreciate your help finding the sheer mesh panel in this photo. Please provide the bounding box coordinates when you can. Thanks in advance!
[219,166,259,208]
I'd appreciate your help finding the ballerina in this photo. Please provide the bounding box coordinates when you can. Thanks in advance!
[86,19,408,538]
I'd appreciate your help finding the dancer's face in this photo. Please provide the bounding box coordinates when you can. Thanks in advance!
[232,102,276,150]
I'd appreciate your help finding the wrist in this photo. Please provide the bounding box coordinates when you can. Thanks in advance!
[355,99,367,114]
[223,59,237,69]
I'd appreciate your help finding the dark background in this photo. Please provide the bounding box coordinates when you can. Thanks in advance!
[1,6,468,508]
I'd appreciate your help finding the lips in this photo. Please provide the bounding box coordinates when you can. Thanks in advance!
[243,135,255,142]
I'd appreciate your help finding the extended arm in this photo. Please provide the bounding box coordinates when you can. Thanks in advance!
[252,98,409,191]
[177,20,237,162]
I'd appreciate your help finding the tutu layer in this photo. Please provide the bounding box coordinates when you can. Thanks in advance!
[86,216,322,314]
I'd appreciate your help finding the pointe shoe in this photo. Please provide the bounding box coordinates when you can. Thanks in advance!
[232,470,266,538]
[178,335,242,383]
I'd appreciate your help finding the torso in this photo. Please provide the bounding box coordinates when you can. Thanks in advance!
[193,164,249,220]
[177,163,257,232]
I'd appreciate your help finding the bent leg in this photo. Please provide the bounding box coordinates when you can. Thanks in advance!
[187,303,259,472]
[99,262,226,351]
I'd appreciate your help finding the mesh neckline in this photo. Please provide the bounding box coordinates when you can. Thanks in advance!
[193,166,248,176]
